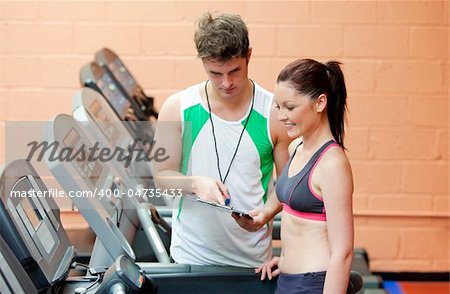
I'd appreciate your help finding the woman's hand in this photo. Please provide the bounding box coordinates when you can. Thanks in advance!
[232,209,268,232]
[255,256,280,280]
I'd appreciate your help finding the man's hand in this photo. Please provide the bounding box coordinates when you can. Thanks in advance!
[232,209,267,232]
[192,176,229,205]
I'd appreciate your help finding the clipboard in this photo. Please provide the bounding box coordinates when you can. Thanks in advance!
[186,194,253,220]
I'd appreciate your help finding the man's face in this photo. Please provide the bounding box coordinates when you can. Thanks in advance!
[202,53,250,100]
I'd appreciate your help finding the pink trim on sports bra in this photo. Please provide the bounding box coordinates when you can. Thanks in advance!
[307,142,340,202]
[282,203,327,221]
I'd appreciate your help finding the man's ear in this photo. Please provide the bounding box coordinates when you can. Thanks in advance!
[316,94,327,112]
[246,48,252,64]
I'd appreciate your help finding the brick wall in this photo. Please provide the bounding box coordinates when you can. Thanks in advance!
[0,1,448,272]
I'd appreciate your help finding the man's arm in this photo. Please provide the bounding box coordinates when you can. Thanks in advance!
[233,102,293,229]
[151,93,229,204]
[151,93,187,190]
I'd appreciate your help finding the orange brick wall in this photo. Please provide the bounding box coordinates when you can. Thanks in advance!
[0,1,448,273]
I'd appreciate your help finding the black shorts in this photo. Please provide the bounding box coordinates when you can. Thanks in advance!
[275,271,326,294]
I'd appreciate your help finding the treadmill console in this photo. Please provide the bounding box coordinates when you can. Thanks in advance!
[86,99,121,145]
[0,159,74,291]
[80,61,148,121]
[62,128,104,187]
[45,114,137,266]
[72,88,163,207]
[81,62,131,121]
[108,57,138,98]
[95,47,158,119]
[96,71,130,121]
[80,62,154,142]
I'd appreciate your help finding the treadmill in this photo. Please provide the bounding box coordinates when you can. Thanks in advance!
[43,114,280,292]
[0,159,157,294]
[44,114,171,266]
[95,47,158,120]
[72,89,171,260]
[72,87,166,207]
[0,235,38,294]
[79,61,155,150]
[0,159,275,293]
[0,159,74,292]
[80,61,148,122]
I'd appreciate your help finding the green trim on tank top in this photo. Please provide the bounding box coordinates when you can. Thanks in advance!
[241,110,273,204]
[177,102,273,220]
[181,103,210,174]
[178,103,209,220]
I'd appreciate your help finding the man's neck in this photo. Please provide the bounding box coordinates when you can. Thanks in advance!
[204,80,253,120]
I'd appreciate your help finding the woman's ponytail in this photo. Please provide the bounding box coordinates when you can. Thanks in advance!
[325,61,347,148]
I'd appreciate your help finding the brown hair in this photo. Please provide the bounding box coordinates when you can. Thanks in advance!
[194,12,250,62]
[277,59,348,147]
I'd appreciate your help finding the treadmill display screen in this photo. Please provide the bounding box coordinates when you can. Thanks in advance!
[63,128,103,186]
[12,177,57,256]
[97,72,130,119]
[109,58,137,97]
[13,178,43,230]
[88,100,120,145]
[20,196,41,230]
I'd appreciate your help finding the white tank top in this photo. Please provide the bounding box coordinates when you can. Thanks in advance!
[171,81,275,267]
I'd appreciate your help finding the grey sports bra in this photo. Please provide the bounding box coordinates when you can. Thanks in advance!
[276,140,339,221]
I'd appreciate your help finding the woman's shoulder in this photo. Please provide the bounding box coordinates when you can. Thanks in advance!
[319,144,351,174]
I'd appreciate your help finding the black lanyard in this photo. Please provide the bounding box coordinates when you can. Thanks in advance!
[204,80,255,184]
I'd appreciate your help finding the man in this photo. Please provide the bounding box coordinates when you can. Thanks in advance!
[152,12,291,267]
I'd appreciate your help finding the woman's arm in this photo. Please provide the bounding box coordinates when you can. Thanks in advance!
[316,148,354,294]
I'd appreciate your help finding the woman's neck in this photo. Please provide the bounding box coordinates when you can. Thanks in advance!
[301,120,334,152]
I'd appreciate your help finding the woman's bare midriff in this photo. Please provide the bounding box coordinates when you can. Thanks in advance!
[278,210,330,274]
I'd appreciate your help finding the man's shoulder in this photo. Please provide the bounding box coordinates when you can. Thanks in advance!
[177,82,204,97]
[251,82,274,120]
[163,82,203,109]
[253,81,274,98]
[172,82,204,106]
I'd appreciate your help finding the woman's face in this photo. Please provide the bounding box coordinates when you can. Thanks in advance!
[274,81,320,139]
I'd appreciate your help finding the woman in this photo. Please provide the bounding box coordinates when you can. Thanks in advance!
[233,59,354,293]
